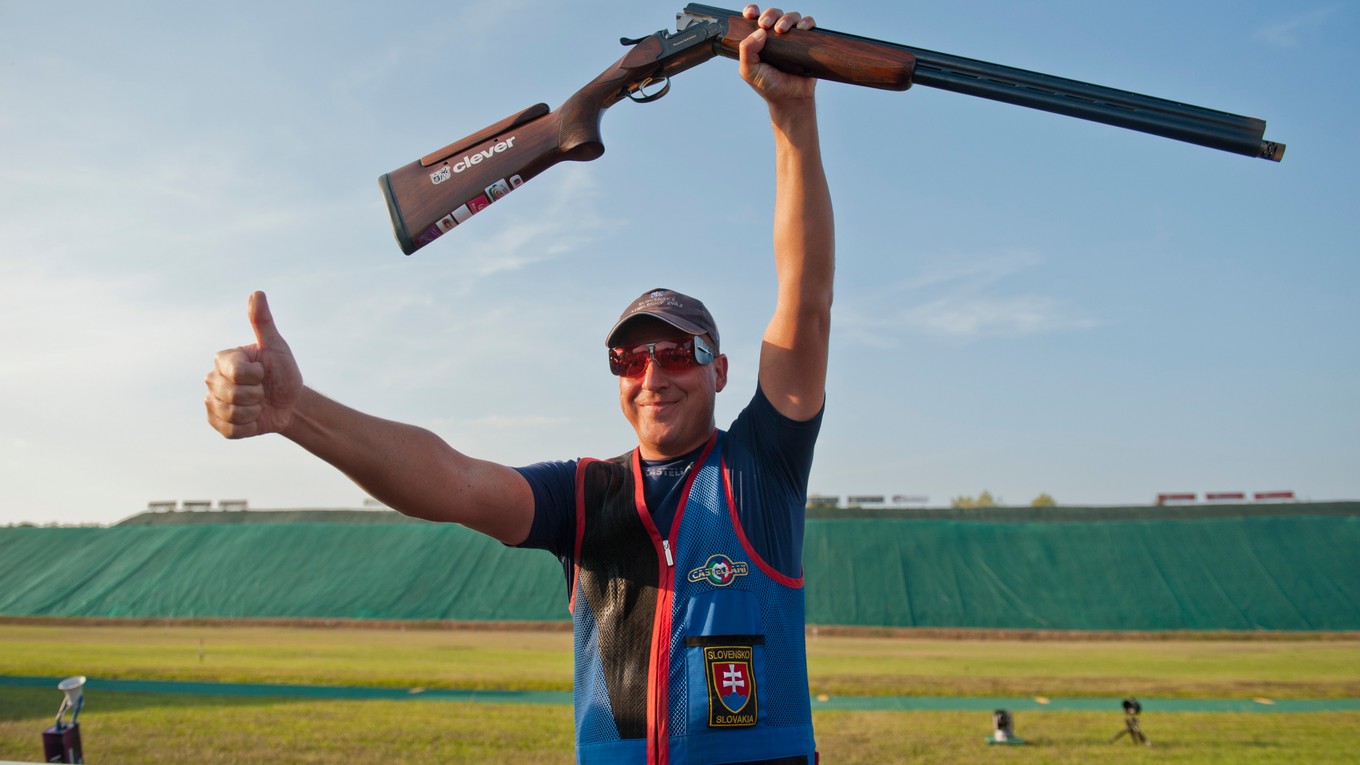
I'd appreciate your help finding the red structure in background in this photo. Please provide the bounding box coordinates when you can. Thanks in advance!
[1157,491,1295,505]
[1156,493,1197,505]
[1254,491,1296,501]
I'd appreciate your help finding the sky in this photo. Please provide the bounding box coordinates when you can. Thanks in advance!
[1,0,1355,526]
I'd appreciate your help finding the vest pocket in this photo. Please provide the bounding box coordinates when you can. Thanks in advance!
[681,590,767,732]
[689,637,764,730]
[682,589,761,635]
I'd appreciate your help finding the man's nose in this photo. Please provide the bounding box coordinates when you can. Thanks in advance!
[639,352,670,388]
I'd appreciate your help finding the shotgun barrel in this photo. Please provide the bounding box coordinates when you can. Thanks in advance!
[683,4,1285,161]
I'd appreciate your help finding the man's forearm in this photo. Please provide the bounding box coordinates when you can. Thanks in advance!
[282,387,533,544]
[770,98,835,308]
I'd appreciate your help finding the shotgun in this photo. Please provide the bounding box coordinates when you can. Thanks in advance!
[380,4,1284,255]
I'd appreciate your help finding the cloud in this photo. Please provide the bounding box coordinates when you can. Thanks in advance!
[840,249,1098,343]
[898,294,1096,338]
[340,163,620,312]
[899,250,1046,292]
[0,126,322,273]
[438,414,572,429]
[326,1,535,100]
[453,165,620,280]
[1253,6,1339,47]
[0,260,214,384]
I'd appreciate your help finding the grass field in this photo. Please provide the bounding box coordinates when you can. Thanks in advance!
[2,623,1358,763]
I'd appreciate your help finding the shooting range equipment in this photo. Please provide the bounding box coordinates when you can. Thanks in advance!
[1109,697,1152,747]
[986,708,1025,745]
[42,675,86,763]
[380,4,1285,255]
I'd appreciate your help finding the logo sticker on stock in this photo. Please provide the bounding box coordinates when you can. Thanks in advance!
[484,179,511,201]
[704,645,757,727]
[416,223,444,246]
[687,554,750,587]
[466,194,491,214]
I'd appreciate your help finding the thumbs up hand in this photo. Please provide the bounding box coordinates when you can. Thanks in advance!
[205,291,304,438]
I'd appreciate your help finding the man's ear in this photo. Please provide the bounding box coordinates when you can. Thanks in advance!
[713,354,729,393]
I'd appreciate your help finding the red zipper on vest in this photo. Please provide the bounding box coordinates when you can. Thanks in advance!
[638,433,717,765]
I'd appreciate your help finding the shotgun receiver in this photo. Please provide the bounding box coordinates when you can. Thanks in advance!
[379,4,1284,255]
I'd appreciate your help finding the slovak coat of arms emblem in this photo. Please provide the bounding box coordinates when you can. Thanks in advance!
[704,645,758,727]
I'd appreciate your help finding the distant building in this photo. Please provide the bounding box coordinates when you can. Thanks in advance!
[1156,493,1196,505]
[1158,491,1296,505]
[1254,491,1296,502]
[890,495,929,506]
[807,494,929,509]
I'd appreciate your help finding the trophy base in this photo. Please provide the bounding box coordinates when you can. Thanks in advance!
[42,722,83,764]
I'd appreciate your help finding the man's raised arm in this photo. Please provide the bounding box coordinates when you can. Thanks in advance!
[204,291,535,545]
[739,5,835,422]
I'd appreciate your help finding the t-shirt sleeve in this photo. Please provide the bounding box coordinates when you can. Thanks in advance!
[511,460,577,561]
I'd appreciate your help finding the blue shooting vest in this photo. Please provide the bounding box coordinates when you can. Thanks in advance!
[570,433,816,765]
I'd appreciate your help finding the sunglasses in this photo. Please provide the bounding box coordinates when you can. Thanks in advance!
[608,336,715,378]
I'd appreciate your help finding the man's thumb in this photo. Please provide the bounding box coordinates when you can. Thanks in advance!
[248,291,285,349]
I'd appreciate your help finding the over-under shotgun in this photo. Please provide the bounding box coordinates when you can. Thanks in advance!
[380,4,1284,255]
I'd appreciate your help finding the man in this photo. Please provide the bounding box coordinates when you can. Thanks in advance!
[205,5,832,763]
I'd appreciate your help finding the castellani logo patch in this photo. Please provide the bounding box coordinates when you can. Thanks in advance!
[704,645,757,727]
[687,554,750,587]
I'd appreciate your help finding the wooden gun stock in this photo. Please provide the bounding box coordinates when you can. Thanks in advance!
[379,104,580,256]
[379,33,711,256]
[381,104,550,255]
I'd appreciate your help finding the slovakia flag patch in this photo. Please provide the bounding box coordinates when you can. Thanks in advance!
[704,645,758,727]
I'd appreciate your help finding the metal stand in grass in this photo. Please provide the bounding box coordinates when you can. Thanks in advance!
[986,709,1025,746]
[1109,698,1152,748]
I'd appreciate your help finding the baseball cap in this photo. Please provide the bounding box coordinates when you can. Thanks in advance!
[605,288,719,351]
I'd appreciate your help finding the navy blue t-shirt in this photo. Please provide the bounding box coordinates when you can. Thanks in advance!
[514,386,822,587]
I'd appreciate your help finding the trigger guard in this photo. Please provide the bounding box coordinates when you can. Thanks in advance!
[628,76,670,104]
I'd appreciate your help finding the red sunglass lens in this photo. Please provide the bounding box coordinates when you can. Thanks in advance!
[651,345,696,371]
[609,349,647,377]
[609,340,698,377]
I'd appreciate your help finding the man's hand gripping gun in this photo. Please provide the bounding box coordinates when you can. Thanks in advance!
[379,4,1285,256]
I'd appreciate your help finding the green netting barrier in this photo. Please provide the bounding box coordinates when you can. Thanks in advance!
[2,512,1357,630]
[0,523,567,622]
[802,514,1360,630]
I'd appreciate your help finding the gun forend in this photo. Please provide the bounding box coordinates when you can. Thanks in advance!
[680,4,915,90]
